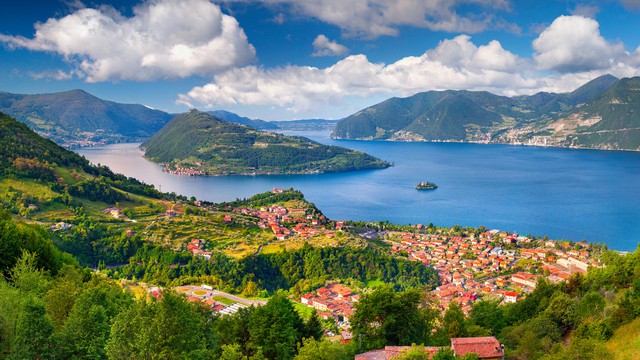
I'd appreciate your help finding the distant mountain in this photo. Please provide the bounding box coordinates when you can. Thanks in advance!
[142,110,390,175]
[505,76,640,150]
[209,110,340,131]
[0,89,173,147]
[0,111,164,199]
[207,110,277,130]
[271,119,340,131]
[332,74,640,150]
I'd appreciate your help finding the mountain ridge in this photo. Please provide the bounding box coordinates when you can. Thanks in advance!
[333,74,640,150]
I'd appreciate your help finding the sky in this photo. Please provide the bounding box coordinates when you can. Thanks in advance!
[1,0,640,120]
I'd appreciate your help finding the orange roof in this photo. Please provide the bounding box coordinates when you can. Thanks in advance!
[451,337,503,359]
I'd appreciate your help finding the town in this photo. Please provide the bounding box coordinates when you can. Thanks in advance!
[175,188,604,336]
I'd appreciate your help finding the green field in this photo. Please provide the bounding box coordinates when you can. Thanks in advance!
[366,279,386,288]
[293,302,314,319]
[212,296,236,306]
[606,317,640,359]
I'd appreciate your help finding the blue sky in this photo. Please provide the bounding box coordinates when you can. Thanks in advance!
[1,0,640,120]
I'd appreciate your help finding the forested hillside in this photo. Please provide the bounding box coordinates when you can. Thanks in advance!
[142,110,390,175]
[332,74,640,150]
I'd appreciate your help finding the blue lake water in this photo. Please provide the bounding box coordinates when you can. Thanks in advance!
[77,131,640,251]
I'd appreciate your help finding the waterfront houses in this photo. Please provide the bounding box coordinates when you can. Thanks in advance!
[384,227,601,313]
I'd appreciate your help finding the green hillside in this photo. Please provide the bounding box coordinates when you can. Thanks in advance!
[332,74,640,150]
[142,110,390,175]
[0,89,172,147]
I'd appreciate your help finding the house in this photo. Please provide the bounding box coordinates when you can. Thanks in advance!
[223,215,232,223]
[451,336,504,359]
[504,291,518,303]
[301,294,314,305]
[511,272,538,289]
[355,346,442,360]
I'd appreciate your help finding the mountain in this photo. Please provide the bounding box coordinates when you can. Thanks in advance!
[142,110,390,175]
[0,89,173,147]
[0,111,166,209]
[508,76,640,150]
[210,110,340,131]
[271,119,340,131]
[332,74,640,150]
[207,110,277,130]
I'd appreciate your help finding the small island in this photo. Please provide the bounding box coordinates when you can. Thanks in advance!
[416,181,438,190]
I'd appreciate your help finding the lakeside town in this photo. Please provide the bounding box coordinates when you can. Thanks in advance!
[148,188,605,338]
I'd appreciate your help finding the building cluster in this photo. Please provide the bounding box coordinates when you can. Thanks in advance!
[186,238,212,260]
[300,283,359,327]
[384,228,600,314]
[355,336,505,360]
[232,190,336,241]
[162,163,206,176]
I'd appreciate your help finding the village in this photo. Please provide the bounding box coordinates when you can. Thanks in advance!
[164,188,603,337]
[383,227,600,314]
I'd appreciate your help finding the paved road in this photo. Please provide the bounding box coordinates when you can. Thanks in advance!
[209,290,267,306]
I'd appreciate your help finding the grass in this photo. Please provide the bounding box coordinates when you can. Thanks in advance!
[192,289,207,296]
[0,178,58,200]
[294,302,314,319]
[212,296,236,306]
[366,279,386,288]
[606,317,640,359]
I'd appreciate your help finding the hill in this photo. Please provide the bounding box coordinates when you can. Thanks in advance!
[271,119,340,131]
[210,110,340,131]
[207,110,277,130]
[510,76,640,150]
[142,110,390,175]
[332,74,640,150]
[0,89,173,147]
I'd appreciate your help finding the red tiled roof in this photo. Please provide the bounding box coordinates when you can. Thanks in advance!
[451,336,503,359]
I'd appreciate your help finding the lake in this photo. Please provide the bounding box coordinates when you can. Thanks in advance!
[77,131,640,251]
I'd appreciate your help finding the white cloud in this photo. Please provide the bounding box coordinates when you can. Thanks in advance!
[0,0,255,82]
[311,34,349,57]
[229,0,514,38]
[28,69,78,80]
[532,15,624,73]
[177,11,640,118]
[177,35,537,113]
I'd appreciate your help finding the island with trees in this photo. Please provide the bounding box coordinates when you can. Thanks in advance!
[141,110,391,175]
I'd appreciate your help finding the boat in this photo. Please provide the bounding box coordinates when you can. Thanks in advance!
[416,181,437,190]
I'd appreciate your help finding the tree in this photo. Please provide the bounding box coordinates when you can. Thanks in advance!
[303,310,324,341]
[247,292,304,360]
[45,265,83,329]
[434,302,467,345]
[351,287,435,351]
[294,338,350,360]
[10,297,55,360]
[544,292,576,332]
[106,291,210,359]
[469,300,506,335]
[58,281,133,359]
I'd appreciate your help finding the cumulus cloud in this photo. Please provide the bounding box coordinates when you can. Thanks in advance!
[0,0,255,82]
[532,15,624,73]
[177,35,536,112]
[227,0,514,38]
[177,10,640,118]
[311,34,349,57]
